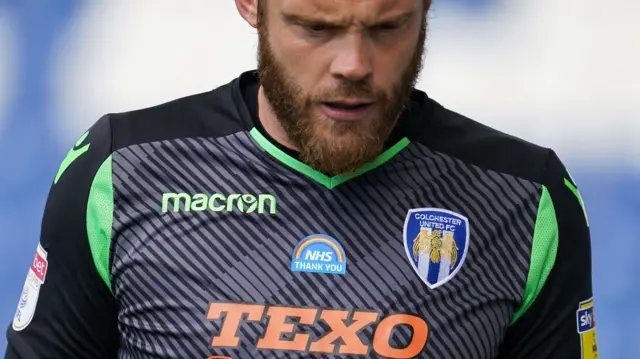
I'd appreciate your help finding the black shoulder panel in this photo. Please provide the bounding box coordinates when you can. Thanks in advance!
[110,74,252,152]
[407,94,552,183]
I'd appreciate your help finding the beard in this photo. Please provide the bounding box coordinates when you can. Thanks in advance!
[257,13,426,176]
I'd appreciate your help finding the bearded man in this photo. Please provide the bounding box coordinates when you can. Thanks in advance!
[5,1,598,358]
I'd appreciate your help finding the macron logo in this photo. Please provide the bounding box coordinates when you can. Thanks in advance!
[161,192,277,215]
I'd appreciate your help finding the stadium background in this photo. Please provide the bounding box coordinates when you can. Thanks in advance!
[0,0,637,357]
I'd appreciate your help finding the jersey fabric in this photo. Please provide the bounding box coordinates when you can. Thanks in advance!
[5,70,598,359]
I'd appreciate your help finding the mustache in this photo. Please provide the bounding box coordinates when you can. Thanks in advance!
[309,82,384,102]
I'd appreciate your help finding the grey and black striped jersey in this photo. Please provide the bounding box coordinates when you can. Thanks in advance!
[5,71,598,359]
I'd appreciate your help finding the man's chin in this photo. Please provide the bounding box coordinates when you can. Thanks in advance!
[310,128,376,152]
[299,136,384,175]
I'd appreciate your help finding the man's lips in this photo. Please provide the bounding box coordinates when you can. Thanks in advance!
[320,99,374,121]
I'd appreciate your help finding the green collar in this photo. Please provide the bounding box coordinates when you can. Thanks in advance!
[249,128,410,189]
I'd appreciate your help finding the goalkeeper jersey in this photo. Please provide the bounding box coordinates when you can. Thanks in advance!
[4,70,598,359]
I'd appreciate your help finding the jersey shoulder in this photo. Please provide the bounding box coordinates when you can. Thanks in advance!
[106,74,250,152]
[410,94,554,184]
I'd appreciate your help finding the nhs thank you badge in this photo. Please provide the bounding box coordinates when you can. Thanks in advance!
[291,234,347,275]
[404,208,469,289]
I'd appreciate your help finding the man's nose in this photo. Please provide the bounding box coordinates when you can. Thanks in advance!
[329,34,372,82]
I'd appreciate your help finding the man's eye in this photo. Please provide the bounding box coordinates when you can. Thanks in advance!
[375,23,400,32]
[306,24,327,32]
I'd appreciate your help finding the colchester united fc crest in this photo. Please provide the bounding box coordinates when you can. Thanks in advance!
[404,208,470,289]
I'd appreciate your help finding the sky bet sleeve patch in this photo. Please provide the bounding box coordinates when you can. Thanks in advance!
[577,297,598,359]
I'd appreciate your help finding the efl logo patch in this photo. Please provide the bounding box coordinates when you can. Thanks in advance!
[13,243,49,331]
[577,298,599,359]
[291,234,347,275]
[404,208,469,289]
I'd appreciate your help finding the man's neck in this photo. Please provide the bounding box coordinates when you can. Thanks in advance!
[257,86,299,152]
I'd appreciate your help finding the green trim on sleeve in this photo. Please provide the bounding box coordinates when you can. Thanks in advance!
[510,185,559,324]
[86,155,114,293]
[54,131,91,184]
[564,178,589,227]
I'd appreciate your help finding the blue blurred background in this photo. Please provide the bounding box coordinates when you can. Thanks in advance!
[0,0,638,357]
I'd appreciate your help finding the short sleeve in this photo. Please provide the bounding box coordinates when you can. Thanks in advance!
[4,115,119,359]
[497,151,598,359]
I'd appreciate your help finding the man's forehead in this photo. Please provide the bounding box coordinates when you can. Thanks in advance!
[277,0,420,22]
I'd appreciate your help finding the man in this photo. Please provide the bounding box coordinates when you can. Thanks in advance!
[5,0,598,358]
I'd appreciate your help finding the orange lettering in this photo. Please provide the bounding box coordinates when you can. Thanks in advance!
[256,306,317,351]
[207,303,265,348]
[309,309,379,355]
[205,302,431,358]
[373,314,429,359]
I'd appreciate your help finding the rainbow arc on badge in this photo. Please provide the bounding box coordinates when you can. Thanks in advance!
[290,234,347,275]
[293,235,345,263]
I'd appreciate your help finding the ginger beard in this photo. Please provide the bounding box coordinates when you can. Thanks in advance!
[257,7,427,176]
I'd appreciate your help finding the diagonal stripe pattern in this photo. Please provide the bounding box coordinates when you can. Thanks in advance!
[110,131,540,359]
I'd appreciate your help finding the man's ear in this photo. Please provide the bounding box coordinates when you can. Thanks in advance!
[235,0,260,28]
